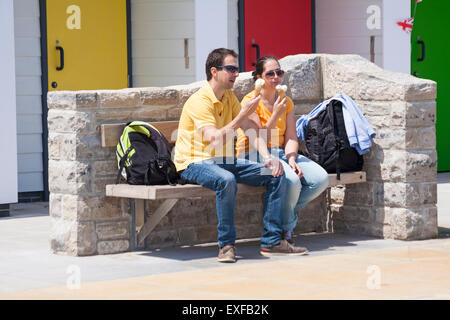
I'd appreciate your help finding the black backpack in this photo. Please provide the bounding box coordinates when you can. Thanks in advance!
[116,121,179,185]
[303,100,363,179]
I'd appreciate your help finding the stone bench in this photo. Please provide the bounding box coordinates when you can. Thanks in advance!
[48,54,437,256]
[101,121,366,250]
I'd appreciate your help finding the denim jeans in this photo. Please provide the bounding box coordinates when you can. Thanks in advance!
[180,157,286,248]
[245,147,329,231]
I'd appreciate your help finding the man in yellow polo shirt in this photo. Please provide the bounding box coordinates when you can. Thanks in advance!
[174,48,308,262]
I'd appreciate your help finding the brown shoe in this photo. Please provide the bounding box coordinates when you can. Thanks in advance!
[260,240,308,256]
[218,244,236,263]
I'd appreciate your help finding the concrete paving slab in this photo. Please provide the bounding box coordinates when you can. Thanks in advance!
[0,173,449,299]
[0,239,449,300]
[0,211,419,294]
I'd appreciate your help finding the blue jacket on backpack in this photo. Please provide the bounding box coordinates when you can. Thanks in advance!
[296,94,376,155]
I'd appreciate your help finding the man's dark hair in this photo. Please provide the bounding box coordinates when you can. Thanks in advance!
[205,48,238,81]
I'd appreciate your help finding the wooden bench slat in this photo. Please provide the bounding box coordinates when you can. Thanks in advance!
[106,184,156,199]
[101,121,179,147]
[328,171,366,186]
[105,171,366,200]
[106,183,266,200]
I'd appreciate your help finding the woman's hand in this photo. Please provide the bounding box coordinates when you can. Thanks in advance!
[288,157,303,179]
[272,95,287,118]
[264,156,284,177]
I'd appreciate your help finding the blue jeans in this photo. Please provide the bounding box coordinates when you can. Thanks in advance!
[180,157,286,248]
[245,147,329,231]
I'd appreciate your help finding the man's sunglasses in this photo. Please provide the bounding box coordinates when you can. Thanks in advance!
[264,69,285,78]
[216,65,239,74]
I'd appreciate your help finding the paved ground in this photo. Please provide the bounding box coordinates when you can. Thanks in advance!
[0,173,449,300]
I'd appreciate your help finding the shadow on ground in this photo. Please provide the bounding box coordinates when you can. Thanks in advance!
[137,232,379,262]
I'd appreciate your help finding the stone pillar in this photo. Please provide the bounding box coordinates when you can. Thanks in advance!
[48,87,181,255]
[322,54,438,239]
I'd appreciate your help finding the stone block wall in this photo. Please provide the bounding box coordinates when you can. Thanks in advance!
[322,55,437,239]
[47,54,437,256]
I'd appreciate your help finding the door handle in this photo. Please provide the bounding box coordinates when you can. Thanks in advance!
[251,43,260,66]
[417,39,425,62]
[56,46,64,70]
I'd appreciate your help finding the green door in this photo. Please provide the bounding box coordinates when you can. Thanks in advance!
[411,0,450,171]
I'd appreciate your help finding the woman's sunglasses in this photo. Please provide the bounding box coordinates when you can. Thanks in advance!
[264,69,285,78]
[216,65,239,74]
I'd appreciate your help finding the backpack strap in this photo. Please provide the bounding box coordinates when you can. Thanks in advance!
[116,146,133,184]
[153,157,179,186]
[165,160,179,186]
[141,124,166,155]
[145,161,153,185]
[327,101,341,181]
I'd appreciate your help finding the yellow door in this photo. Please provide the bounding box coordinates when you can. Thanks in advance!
[46,0,128,91]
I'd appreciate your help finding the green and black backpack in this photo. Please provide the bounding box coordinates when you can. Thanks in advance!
[116,121,179,185]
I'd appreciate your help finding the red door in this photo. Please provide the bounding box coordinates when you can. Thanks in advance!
[244,0,312,71]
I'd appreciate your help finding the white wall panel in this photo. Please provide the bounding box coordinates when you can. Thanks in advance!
[18,153,43,172]
[15,76,42,96]
[132,21,195,39]
[14,57,42,76]
[14,0,43,193]
[16,95,42,115]
[15,37,41,56]
[13,17,40,37]
[195,0,239,81]
[133,39,196,58]
[0,0,19,203]
[18,173,43,193]
[132,1,194,21]
[133,76,198,88]
[13,0,40,17]
[17,134,43,154]
[227,0,239,54]
[133,58,195,76]
[16,115,43,135]
[131,0,239,86]
[131,0,196,87]
[382,0,410,74]
[316,0,383,67]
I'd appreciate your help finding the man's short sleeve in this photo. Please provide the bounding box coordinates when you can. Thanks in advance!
[231,94,242,118]
[184,96,217,130]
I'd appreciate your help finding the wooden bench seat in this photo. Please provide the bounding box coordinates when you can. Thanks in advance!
[106,171,366,200]
[102,121,366,250]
